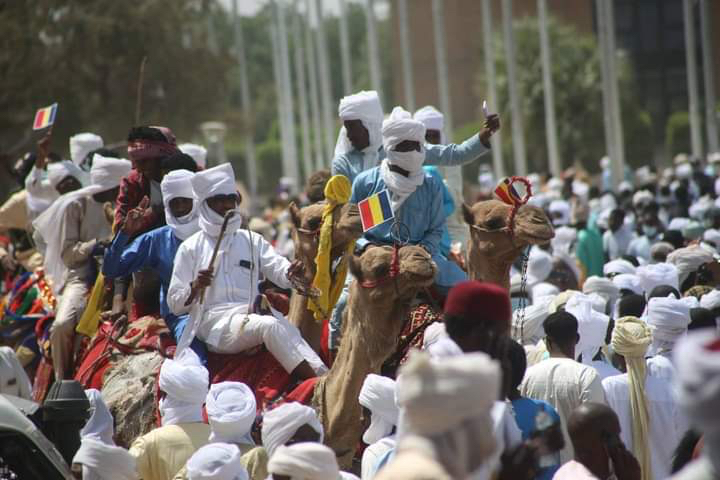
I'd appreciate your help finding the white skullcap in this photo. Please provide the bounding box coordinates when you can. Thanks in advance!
[72,438,137,480]
[532,282,560,301]
[70,132,104,165]
[261,402,324,458]
[548,200,571,226]
[192,162,236,202]
[268,442,340,480]
[396,351,500,436]
[512,295,553,345]
[600,156,611,169]
[526,247,553,285]
[700,289,720,310]
[413,106,444,132]
[565,293,610,363]
[604,259,637,277]
[158,349,209,425]
[89,155,132,193]
[0,347,32,400]
[667,245,715,287]
[47,160,84,189]
[646,295,696,343]
[632,190,654,207]
[161,169,198,240]
[186,443,248,480]
[618,181,633,193]
[668,217,691,232]
[676,162,693,179]
[636,263,679,294]
[382,106,426,153]
[359,374,399,445]
[206,382,256,445]
[81,389,114,445]
[674,330,720,436]
[179,143,208,169]
[613,274,643,295]
[338,90,383,123]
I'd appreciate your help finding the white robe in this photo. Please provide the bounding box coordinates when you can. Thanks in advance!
[603,226,635,260]
[602,372,689,480]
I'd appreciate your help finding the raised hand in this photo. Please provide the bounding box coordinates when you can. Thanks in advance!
[122,196,151,236]
[480,113,501,145]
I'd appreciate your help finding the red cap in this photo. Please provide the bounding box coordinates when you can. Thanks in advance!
[444,281,511,330]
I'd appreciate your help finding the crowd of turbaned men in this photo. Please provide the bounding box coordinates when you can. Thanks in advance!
[0,88,719,480]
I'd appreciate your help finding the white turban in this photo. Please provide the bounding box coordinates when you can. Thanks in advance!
[582,276,619,310]
[359,374,399,445]
[689,196,714,221]
[668,217,691,232]
[636,263,679,294]
[191,162,242,237]
[158,349,209,425]
[186,443,248,480]
[261,402,324,458]
[646,295,696,355]
[179,143,208,169]
[72,438,138,480]
[613,274,643,295]
[206,382,256,445]
[632,190,654,207]
[413,105,444,138]
[268,442,340,480]
[667,246,715,288]
[81,389,115,445]
[512,295,553,345]
[531,282,560,302]
[565,293,610,364]
[426,336,464,358]
[0,346,32,400]
[88,155,132,193]
[703,228,720,247]
[336,90,384,161]
[604,259,637,277]
[700,289,720,310]
[526,247,553,286]
[47,160,84,189]
[161,169,199,240]
[70,132,104,165]
[548,200,571,226]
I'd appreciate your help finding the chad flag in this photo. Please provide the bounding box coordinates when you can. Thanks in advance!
[358,190,394,232]
[494,177,524,207]
[33,103,58,130]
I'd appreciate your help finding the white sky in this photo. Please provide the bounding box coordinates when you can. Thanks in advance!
[221,0,388,19]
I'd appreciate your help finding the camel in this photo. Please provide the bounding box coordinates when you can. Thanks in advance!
[310,244,437,466]
[288,201,362,353]
[463,199,555,291]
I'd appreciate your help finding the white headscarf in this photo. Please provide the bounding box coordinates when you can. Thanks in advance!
[548,200,571,226]
[613,273,643,295]
[336,90,384,172]
[413,106,446,143]
[636,263,679,295]
[161,169,199,240]
[359,374,399,445]
[47,160,84,189]
[667,245,715,288]
[700,289,720,310]
[81,389,115,445]
[72,438,138,480]
[565,293,610,364]
[0,346,32,400]
[179,143,208,169]
[604,259,637,277]
[261,402,324,458]
[646,294,697,355]
[380,106,427,212]
[191,162,242,238]
[186,443,248,480]
[526,247,553,285]
[33,155,131,294]
[582,276,619,312]
[512,295,553,345]
[158,349,209,425]
[206,382,256,445]
[70,133,104,165]
[268,442,341,480]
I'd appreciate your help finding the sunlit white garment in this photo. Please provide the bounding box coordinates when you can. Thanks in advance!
[603,225,635,260]
[603,372,689,480]
[361,436,396,480]
[520,357,606,463]
[469,402,523,480]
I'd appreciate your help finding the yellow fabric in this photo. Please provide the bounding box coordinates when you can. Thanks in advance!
[308,175,352,322]
[129,422,211,480]
[610,316,653,480]
[76,273,105,336]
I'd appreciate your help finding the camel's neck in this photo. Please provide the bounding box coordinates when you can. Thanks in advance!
[467,245,512,291]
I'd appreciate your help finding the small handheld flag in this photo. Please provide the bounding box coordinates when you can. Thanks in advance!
[494,176,532,207]
[358,190,394,232]
[33,103,58,130]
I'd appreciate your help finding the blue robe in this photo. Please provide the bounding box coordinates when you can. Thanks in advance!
[423,166,455,257]
[102,227,207,361]
[332,134,489,185]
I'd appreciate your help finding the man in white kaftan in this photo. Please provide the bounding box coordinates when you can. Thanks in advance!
[167,162,326,379]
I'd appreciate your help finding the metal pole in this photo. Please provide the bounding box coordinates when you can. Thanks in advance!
[700,0,719,153]
[276,0,300,187]
[596,0,618,186]
[314,0,336,164]
[365,0,383,98]
[502,0,527,175]
[304,0,325,171]
[537,0,561,176]
[604,0,625,185]
[398,0,416,111]
[481,0,504,178]
[232,0,258,198]
[269,17,291,182]
[338,0,353,94]
[683,0,703,157]
[292,7,314,181]
[432,0,454,135]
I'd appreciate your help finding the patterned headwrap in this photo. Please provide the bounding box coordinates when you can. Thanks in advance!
[127,126,179,163]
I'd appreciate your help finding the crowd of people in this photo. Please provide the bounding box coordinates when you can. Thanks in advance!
[0,88,718,480]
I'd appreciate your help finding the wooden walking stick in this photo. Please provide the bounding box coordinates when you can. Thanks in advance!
[198,209,237,304]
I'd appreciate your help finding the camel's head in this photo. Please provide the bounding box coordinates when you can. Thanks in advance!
[463,199,554,262]
[349,244,437,304]
[290,201,363,278]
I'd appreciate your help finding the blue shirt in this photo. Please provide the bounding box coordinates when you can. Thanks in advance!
[102,226,181,323]
[332,134,489,185]
[423,166,455,257]
[511,397,561,480]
